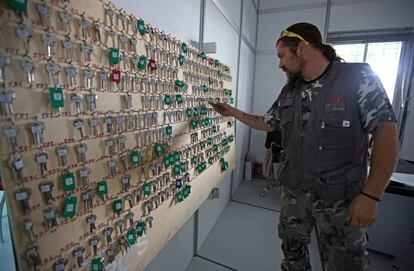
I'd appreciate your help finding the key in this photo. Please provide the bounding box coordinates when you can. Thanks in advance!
[119,34,128,50]
[53,258,68,271]
[59,10,72,32]
[117,134,127,152]
[104,116,113,133]
[81,190,92,211]
[124,92,133,109]
[121,174,131,192]
[106,246,115,264]
[130,37,138,53]
[31,119,45,145]
[0,88,15,117]
[106,138,115,156]
[66,65,77,87]
[81,43,93,62]
[125,211,134,227]
[46,62,61,86]
[121,54,129,74]
[119,13,127,31]
[125,194,133,209]
[0,53,9,85]
[119,235,130,255]
[43,207,59,230]
[88,117,99,136]
[15,188,31,212]
[146,216,154,228]
[71,92,82,113]
[89,235,100,256]
[94,20,102,44]
[42,33,55,58]
[79,167,91,187]
[144,200,153,215]
[127,113,134,130]
[23,218,35,241]
[86,90,98,111]
[120,155,128,172]
[56,145,69,167]
[76,143,88,163]
[79,15,91,40]
[115,115,125,132]
[26,245,42,270]
[86,214,97,233]
[63,36,76,61]
[73,118,84,138]
[134,188,142,203]
[108,158,117,177]
[20,58,35,84]
[3,122,18,151]
[115,219,125,235]
[105,8,115,26]
[103,226,114,244]
[72,246,85,268]
[35,152,48,176]
[36,3,52,27]
[109,29,117,47]
[98,70,109,90]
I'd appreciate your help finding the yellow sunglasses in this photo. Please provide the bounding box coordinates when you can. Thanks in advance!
[279,30,309,44]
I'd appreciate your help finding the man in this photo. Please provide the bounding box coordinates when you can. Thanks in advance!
[212,22,399,271]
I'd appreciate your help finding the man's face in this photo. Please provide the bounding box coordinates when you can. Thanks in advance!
[276,42,303,78]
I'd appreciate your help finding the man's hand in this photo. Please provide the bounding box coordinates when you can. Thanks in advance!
[211,103,235,117]
[346,194,379,229]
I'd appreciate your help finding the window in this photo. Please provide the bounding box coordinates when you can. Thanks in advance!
[333,42,403,103]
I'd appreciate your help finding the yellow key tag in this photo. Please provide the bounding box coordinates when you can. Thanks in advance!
[144,146,153,163]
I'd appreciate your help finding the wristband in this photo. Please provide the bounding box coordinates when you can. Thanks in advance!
[360,191,381,202]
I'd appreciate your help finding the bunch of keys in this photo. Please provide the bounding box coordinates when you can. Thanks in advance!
[3,121,18,151]
[117,134,127,152]
[73,118,84,139]
[26,245,42,270]
[0,87,15,117]
[104,116,113,133]
[115,219,125,235]
[66,65,78,87]
[39,181,54,204]
[15,24,33,53]
[103,226,114,244]
[121,174,131,192]
[124,92,133,109]
[88,117,99,137]
[46,62,61,87]
[125,211,134,227]
[76,143,88,163]
[63,37,77,61]
[86,90,98,111]
[80,42,93,62]
[79,15,91,40]
[36,3,52,27]
[15,188,31,213]
[9,152,24,182]
[108,158,117,177]
[71,92,83,113]
[72,246,85,268]
[104,7,115,26]
[42,33,56,58]
[106,246,116,264]
[89,235,100,256]
[125,194,133,209]
[119,235,131,255]
[23,218,35,241]
[98,69,109,90]
[56,145,69,167]
[106,138,115,156]
[43,207,59,230]
[53,258,68,271]
[93,19,102,44]
[83,67,95,88]
[35,151,48,176]
[81,189,94,211]
[78,166,91,187]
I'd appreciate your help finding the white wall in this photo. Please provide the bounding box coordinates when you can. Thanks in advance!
[242,0,258,47]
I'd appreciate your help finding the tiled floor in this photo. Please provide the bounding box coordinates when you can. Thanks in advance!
[186,179,412,271]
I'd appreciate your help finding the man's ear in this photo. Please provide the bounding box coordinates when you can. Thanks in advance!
[296,41,305,56]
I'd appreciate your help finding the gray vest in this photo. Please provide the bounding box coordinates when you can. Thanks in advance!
[277,62,369,202]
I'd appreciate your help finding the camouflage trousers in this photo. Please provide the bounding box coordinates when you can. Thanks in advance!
[278,187,370,271]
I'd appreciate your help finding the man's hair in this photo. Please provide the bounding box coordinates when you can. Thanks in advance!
[277,22,343,62]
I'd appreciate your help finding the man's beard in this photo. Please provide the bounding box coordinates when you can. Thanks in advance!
[285,70,301,92]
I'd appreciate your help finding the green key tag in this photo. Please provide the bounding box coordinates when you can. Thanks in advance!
[130,150,140,166]
[143,182,152,196]
[191,156,198,165]
[199,51,207,60]
[202,85,208,93]
[168,155,175,165]
[163,95,172,105]
[138,55,147,70]
[181,42,188,54]
[61,171,75,192]
[183,186,191,198]
[207,138,212,146]
[109,48,119,64]
[213,144,219,152]
[173,152,180,162]
[49,87,64,109]
[137,19,146,35]
[10,0,28,11]
[230,98,235,104]
[176,191,184,203]
[222,138,228,147]
[174,164,181,176]
[164,155,171,167]
[180,162,187,172]
[229,135,235,142]
[63,196,77,218]
[183,83,188,92]
[208,157,214,165]
[224,65,230,72]
[176,94,183,104]
[166,125,172,136]
[91,257,104,271]
[154,143,164,156]
[112,199,123,215]
[178,54,185,66]
[218,70,224,77]
[126,228,137,245]
[191,119,198,129]
[200,142,206,149]
[175,79,184,89]
[97,180,108,197]
[136,221,146,237]
[214,59,220,67]
[186,108,193,118]
[193,108,199,117]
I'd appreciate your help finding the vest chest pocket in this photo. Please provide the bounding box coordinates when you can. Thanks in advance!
[278,96,294,148]
[320,117,353,149]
